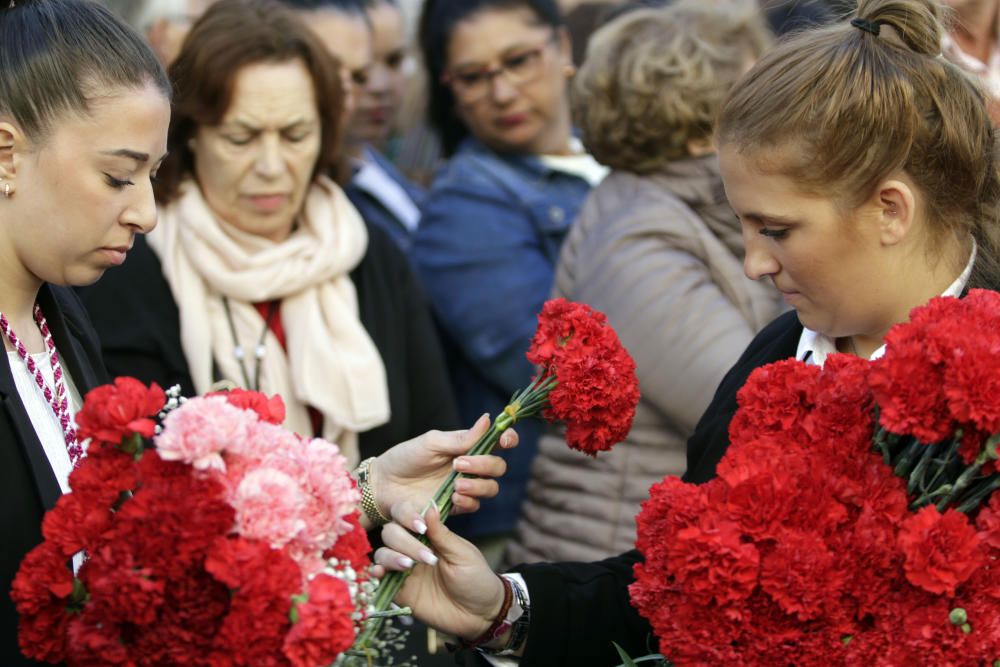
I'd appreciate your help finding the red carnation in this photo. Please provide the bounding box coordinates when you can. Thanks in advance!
[729,360,820,446]
[666,517,760,606]
[66,442,139,504]
[526,298,608,367]
[976,492,1000,550]
[898,505,985,595]
[322,511,372,574]
[211,388,286,425]
[11,542,74,664]
[41,491,114,558]
[941,291,1000,434]
[283,574,357,667]
[76,376,165,444]
[206,537,301,664]
[759,531,846,621]
[870,297,967,442]
[527,299,640,455]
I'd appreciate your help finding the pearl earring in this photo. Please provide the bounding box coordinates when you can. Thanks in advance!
[3,182,9,199]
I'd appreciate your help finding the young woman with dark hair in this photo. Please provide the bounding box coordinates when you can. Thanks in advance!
[0,2,170,663]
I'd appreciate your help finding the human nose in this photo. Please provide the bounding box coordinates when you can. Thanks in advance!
[366,62,390,95]
[253,133,283,179]
[489,69,519,103]
[120,178,158,234]
[743,230,780,281]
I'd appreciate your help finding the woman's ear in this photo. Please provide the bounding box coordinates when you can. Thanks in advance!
[874,176,917,247]
[0,122,20,182]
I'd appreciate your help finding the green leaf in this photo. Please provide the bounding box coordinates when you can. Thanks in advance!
[612,643,639,667]
[611,643,669,666]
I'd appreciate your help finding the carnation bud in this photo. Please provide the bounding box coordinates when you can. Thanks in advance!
[288,592,308,624]
[841,635,852,646]
[986,434,1000,461]
[949,608,968,626]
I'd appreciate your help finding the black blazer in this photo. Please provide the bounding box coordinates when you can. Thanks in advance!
[1,285,109,666]
[496,311,804,666]
[77,221,460,461]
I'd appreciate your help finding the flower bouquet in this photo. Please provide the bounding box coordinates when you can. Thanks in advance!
[13,381,377,666]
[351,298,641,658]
[630,290,1000,665]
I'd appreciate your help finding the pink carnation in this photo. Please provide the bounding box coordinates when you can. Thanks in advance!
[297,439,359,551]
[220,421,304,495]
[155,397,256,473]
[233,468,309,548]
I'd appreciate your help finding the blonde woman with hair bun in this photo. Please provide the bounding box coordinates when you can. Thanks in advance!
[372,0,1000,664]
[505,0,783,566]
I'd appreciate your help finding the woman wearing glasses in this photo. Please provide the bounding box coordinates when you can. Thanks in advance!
[411,0,606,560]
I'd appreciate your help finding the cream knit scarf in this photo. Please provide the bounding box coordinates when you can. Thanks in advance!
[147,175,390,465]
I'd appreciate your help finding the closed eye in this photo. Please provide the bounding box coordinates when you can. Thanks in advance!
[104,174,134,190]
[759,227,789,239]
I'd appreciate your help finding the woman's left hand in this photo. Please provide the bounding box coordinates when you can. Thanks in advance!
[364,414,518,530]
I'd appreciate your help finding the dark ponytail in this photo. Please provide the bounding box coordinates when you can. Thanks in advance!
[0,0,170,142]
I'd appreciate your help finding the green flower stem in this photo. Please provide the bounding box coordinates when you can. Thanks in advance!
[893,437,926,479]
[924,436,962,495]
[956,474,1000,514]
[349,375,557,660]
[936,449,990,511]
[907,439,941,496]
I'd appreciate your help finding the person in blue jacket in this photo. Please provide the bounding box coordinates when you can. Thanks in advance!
[411,0,607,559]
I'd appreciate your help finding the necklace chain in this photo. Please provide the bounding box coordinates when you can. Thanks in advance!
[1,303,82,467]
[221,298,278,392]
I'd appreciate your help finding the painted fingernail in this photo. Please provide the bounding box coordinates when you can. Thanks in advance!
[397,556,415,569]
[454,458,471,472]
[501,433,513,447]
[413,519,428,535]
[419,549,439,566]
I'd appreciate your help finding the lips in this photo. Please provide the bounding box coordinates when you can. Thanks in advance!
[496,113,528,128]
[246,194,288,212]
[100,244,131,266]
[362,107,390,125]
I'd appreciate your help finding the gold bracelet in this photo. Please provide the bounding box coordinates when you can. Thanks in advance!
[356,456,391,527]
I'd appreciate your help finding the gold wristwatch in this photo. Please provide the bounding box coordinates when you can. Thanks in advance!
[356,457,391,527]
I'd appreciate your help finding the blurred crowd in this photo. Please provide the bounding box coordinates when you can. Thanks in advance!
[79,0,998,650]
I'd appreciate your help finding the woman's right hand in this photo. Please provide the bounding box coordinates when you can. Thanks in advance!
[374,505,506,642]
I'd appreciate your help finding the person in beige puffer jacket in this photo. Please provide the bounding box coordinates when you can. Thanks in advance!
[506,0,787,565]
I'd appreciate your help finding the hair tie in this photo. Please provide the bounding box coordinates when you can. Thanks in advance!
[851,18,881,36]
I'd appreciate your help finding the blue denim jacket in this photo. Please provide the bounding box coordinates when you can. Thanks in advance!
[344,146,426,253]
[413,136,593,538]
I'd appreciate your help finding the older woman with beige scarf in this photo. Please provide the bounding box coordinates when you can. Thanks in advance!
[79,0,495,527]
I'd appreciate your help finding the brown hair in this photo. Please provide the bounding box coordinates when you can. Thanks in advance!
[573,0,771,172]
[718,0,1000,289]
[155,0,345,203]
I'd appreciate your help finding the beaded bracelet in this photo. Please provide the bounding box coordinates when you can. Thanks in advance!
[460,574,514,649]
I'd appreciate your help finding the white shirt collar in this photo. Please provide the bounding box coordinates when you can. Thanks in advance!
[796,240,977,366]
[537,137,609,187]
[351,147,421,232]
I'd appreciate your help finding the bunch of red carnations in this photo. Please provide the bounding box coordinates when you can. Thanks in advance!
[12,379,373,667]
[352,298,641,657]
[630,289,1000,666]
